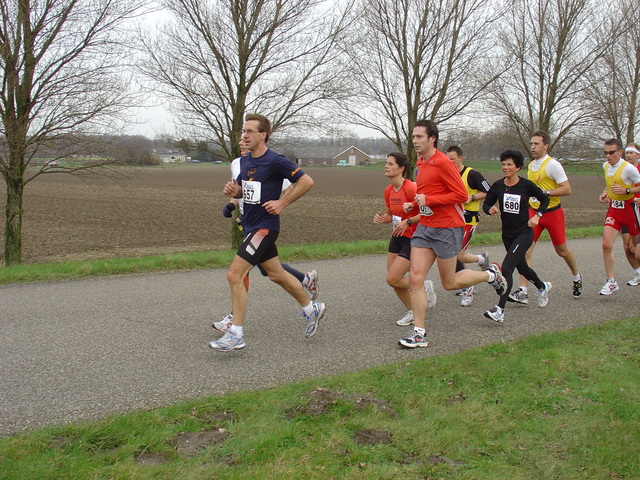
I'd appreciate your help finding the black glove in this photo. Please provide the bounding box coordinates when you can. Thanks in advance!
[222,203,235,218]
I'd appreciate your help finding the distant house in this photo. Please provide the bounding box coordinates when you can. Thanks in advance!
[154,147,187,164]
[296,145,371,166]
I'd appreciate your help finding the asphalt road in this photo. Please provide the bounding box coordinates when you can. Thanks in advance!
[2,237,639,438]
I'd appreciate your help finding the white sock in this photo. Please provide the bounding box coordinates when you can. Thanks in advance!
[477,254,485,265]
[230,325,243,337]
[487,271,496,283]
[414,327,426,336]
[572,273,581,282]
[520,287,528,294]
[635,268,640,276]
[302,302,314,317]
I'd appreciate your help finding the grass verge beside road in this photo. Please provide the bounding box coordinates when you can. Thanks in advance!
[0,226,602,285]
[1,318,638,479]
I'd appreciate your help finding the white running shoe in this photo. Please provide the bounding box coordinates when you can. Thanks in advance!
[396,310,414,326]
[507,287,529,305]
[599,279,619,296]
[627,273,640,286]
[303,302,326,338]
[486,263,507,296]
[303,270,319,300]
[478,252,491,271]
[424,279,437,308]
[483,305,504,323]
[398,329,429,348]
[537,282,552,308]
[460,286,474,307]
[212,313,233,333]
[209,331,246,352]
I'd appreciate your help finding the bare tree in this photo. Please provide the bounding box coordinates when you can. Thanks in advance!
[139,0,354,161]
[0,0,146,265]
[339,0,501,169]
[582,0,640,143]
[487,0,611,154]
[139,0,353,249]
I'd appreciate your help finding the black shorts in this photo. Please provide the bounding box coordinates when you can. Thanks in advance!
[237,229,279,266]
[388,235,412,261]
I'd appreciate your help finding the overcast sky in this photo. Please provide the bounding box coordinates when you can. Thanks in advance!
[124,5,382,140]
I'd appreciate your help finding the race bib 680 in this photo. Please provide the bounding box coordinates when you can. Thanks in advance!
[502,193,521,214]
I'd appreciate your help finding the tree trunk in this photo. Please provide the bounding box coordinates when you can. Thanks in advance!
[4,177,24,265]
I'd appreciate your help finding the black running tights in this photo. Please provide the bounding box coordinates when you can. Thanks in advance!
[498,230,544,309]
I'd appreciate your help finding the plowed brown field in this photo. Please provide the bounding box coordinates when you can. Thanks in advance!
[1,164,606,264]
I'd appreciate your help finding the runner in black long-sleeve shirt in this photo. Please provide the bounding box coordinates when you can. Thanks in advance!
[482,150,552,322]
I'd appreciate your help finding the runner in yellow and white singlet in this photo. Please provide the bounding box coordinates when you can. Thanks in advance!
[509,130,583,304]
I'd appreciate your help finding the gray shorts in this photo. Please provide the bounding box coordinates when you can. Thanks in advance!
[410,224,463,259]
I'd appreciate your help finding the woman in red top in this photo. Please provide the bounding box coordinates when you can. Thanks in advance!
[374,152,436,326]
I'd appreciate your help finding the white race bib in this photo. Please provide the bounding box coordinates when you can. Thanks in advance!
[419,205,433,216]
[502,193,521,214]
[243,181,261,205]
[392,215,402,228]
[611,199,625,209]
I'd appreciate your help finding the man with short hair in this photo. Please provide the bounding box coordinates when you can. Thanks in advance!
[445,145,492,307]
[621,143,640,286]
[598,139,640,295]
[398,120,507,349]
[213,140,320,334]
[509,130,583,304]
[210,113,326,351]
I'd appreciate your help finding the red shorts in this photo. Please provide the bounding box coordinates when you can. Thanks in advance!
[604,200,640,236]
[530,207,567,246]
[461,224,477,250]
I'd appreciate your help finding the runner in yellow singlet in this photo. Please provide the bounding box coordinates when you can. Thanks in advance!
[598,139,640,295]
[509,130,582,304]
[621,143,640,286]
[445,146,492,307]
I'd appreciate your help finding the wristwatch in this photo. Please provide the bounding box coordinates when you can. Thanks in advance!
[536,211,543,218]
[407,218,413,225]
[545,190,551,195]
[626,188,631,195]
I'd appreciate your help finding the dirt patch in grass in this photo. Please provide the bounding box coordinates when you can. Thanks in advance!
[286,387,396,418]
[352,428,392,446]
[1,164,606,264]
[171,428,229,458]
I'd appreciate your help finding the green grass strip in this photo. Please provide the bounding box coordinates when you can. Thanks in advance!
[0,317,638,479]
[0,226,603,285]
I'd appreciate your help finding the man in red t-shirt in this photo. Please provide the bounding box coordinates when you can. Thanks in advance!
[398,120,508,348]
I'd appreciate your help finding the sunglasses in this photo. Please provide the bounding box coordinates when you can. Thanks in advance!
[604,150,619,155]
